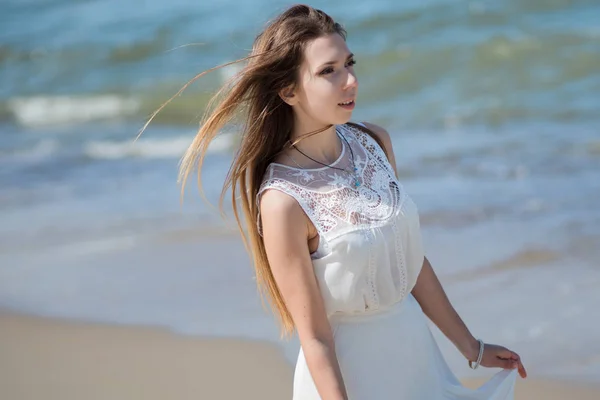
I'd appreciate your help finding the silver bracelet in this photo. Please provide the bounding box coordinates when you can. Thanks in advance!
[468,339,485,370]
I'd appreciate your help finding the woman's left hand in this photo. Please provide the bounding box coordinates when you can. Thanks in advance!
[476,343,528,379]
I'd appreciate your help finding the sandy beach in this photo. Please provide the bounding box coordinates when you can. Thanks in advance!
[0,311,292,400]
[1,311,598,400]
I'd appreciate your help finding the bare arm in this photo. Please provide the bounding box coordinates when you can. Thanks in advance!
[365,121,527,377]
[411,257,479,359]
[412,257,527,377]
[260,189,348,400]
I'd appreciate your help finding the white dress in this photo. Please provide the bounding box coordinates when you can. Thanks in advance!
[258,123,517,399]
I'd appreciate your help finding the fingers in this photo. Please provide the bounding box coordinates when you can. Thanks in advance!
[502,351,528,379]
[516,358,528,379]
[497,358,515,370]
[496,357,523,375]
[509,351,527,379]
[479,345,528,379]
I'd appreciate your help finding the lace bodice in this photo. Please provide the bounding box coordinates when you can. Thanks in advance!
[257,123,424,316]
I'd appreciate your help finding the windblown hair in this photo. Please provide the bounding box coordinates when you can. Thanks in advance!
[142,4,388,338]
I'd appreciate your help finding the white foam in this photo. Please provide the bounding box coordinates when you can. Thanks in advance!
[7,95,141,127]
[84,132,234,160]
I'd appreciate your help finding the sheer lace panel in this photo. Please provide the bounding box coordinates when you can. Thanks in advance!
[257,123,403,241]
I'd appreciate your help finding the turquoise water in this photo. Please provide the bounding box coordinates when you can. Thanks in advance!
[1,0,599,382]
[1,0,599,127]
[2,0,598,251]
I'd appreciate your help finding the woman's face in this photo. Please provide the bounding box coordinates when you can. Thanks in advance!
[285,33,358,126]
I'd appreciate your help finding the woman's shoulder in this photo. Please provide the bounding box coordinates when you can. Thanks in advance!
[257,177,312,237]
[354,121,393,151]
[347,121,398,176]
[257,163,304,202]
[258,185,301,215]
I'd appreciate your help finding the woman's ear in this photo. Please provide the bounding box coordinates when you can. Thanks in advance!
[279,85,298,105]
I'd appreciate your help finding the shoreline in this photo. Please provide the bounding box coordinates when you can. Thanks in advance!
[2,310,600,400]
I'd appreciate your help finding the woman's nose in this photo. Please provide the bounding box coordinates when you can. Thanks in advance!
[345,70,358,89]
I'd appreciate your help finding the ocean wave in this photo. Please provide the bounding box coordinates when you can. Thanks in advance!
[1,2,598,130]
[83,133,234,160]
[357,29,600,125]
[0,86,225,128]
[6,95,141,127]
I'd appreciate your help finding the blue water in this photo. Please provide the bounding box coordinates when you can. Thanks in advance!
[1,0,599,382]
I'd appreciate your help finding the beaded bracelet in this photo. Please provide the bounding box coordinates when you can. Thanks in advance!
[468,339,485,370]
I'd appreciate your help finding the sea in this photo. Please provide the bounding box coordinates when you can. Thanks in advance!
[1,0,599,383]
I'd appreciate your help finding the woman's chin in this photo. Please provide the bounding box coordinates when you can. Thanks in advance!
[334,113,354,125]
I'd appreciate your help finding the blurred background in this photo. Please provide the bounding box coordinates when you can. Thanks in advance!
[1,0,599,387]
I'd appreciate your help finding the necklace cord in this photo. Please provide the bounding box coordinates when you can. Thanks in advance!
[291,127,361,187]
[292,128,354,171]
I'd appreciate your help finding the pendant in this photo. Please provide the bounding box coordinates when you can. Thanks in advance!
[353,167,360,187]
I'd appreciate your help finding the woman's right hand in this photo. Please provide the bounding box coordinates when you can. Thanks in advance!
[478,342,527,378]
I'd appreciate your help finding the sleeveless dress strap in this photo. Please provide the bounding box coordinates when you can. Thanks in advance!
[352,122,396,178]
[256,171,327,238]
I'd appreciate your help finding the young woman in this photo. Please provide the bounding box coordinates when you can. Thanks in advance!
[147,4,527,399]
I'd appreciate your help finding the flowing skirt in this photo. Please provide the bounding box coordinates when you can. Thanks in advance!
[293,294,517,399]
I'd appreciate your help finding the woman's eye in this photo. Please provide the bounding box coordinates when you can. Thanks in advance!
[319,59,356,75]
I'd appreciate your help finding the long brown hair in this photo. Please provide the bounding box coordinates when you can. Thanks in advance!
[142,4,388,338]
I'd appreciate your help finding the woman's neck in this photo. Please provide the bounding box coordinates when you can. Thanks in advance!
[290,123,342,164]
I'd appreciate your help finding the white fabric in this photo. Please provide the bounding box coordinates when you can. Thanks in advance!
[258,123,517,399]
